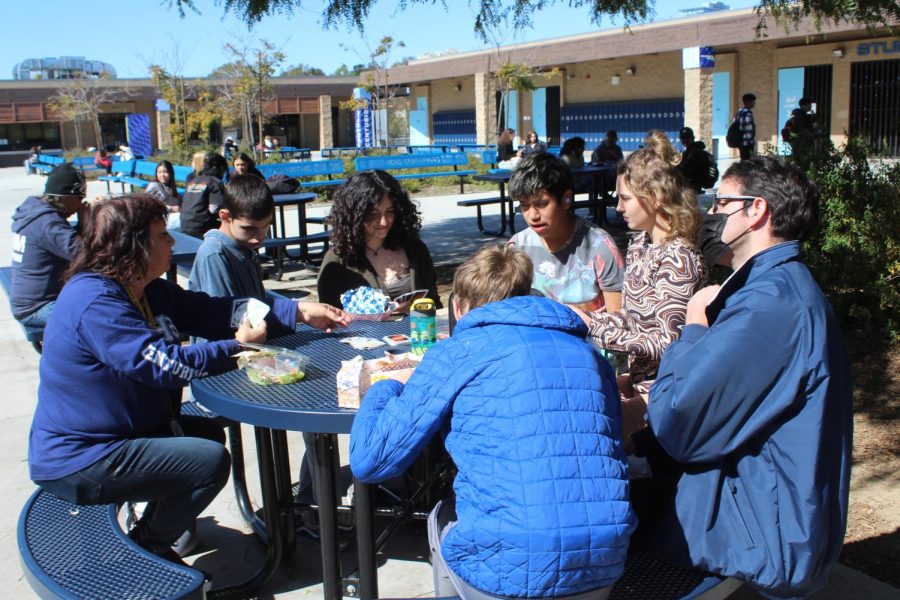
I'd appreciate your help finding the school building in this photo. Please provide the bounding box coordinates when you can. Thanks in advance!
[0,7,897,166]
[382,8,899,157]
[0,77,358,167]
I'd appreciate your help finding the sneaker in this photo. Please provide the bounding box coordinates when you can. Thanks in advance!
[159,548,213,588]
[295,510,321,541]
[337,510,355,533]
[295,510,351,551]
[171,522,200,557]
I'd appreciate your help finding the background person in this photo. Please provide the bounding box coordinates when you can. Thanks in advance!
[590,130,624,166]
[24,146,40,175]
[10,163,85,328]
[496,128,516,161]
[677,127,714,193]
[351,244,636,600]
[736,92,757,160]
[508,153,624,314]
[186,151,205,184]
[590,130,624,195]
[146,160,182,230]
[648,157,852,598]
[28,193,346,571]
[181,152,228,239]
[230,152,265,181]
[317,170,441,311]
[560,136,592,193]
[94,147,113,175]
[516,130,547,158]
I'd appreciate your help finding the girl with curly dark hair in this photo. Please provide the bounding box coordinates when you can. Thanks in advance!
[317,170,442,310]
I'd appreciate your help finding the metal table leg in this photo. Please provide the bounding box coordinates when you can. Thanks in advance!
[353,479,378,600]
[208,426,286,599]
[315,432,343,600]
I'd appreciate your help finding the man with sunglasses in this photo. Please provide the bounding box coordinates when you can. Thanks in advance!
[647,157,852,598]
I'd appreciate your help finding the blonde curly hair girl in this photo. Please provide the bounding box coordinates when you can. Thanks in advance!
[616,130,700,246]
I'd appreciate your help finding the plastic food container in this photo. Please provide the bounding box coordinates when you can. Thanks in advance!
[235,346,310,385]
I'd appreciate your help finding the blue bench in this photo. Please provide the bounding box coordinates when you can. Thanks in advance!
[0,266,43,353]
[263,146,311,160]
[32,154,64,174]
[258,159,346,189]
[70,155,121,175]
[117,160,158,191]
[458,144,495,153]
[406,145,449,154]
[98,160,136,194]
[478,149,499,167]
[18,489,205,599]
[355,153,476,193]
[320,146,366,158]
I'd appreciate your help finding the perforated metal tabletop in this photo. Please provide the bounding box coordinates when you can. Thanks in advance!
[192,319,407,434]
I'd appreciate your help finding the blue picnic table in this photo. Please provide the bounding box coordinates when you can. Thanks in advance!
[168,229,202,281]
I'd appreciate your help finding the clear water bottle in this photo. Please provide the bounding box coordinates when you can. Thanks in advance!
[409,298,437,355]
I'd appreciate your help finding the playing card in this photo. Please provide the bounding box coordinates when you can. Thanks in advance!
[231,298,271,328]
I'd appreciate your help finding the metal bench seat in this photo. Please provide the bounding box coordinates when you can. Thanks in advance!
[18,489,205,599]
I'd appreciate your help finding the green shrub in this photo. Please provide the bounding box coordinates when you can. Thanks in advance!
[793,137,900,342]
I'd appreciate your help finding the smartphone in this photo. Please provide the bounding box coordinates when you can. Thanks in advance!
[393,289,430,305]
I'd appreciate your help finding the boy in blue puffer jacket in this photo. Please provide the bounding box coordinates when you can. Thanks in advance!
[351,244,636,599]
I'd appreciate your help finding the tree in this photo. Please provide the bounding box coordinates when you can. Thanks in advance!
[333,63,366,76]
[48,77,134,150]
[213,38,286,157]
[166,0,900,37]
[280,63,326,77]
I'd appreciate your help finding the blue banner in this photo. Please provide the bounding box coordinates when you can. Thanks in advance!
[353,87,374,148]
[126,113,152,157]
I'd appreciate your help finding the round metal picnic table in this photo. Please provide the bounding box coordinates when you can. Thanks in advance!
[192,318,407,600]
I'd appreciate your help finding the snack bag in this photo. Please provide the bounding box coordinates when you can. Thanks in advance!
[235,346,309,385]
[336,352,422,408]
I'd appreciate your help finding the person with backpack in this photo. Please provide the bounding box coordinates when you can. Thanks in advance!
[726,93,756,160]
[678,127,718,193]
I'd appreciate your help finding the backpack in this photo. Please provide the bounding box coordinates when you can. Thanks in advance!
[700,151,719,189]
[265,174,300,195]
[726,115,742,149]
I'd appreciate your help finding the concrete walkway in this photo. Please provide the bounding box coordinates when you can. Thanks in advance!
[0,167,897,599]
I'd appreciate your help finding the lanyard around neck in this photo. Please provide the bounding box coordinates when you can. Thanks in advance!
[124,286,157,329]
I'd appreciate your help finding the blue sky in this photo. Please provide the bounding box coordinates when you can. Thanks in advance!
[3,0,757,79]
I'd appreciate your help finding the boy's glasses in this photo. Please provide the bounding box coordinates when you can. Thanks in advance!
[710,194,757,214]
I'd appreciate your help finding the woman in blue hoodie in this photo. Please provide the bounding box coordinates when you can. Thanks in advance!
[29,193,347,568]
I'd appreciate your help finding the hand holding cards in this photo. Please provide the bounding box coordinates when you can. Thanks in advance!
[232,298,271,328]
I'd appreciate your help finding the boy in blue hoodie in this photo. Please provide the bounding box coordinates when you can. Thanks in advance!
[10,163,85,328]
[351,244,635,599]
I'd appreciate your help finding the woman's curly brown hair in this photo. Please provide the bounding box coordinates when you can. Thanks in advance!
[65,194,170,283]
[328,170,423,269]
[617,130,701,246]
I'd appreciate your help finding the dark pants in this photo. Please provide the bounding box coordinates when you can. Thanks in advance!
[36,416,230,555]
[739,146,753,160]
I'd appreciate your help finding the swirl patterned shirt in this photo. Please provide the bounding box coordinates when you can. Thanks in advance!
[589,232,706,390]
